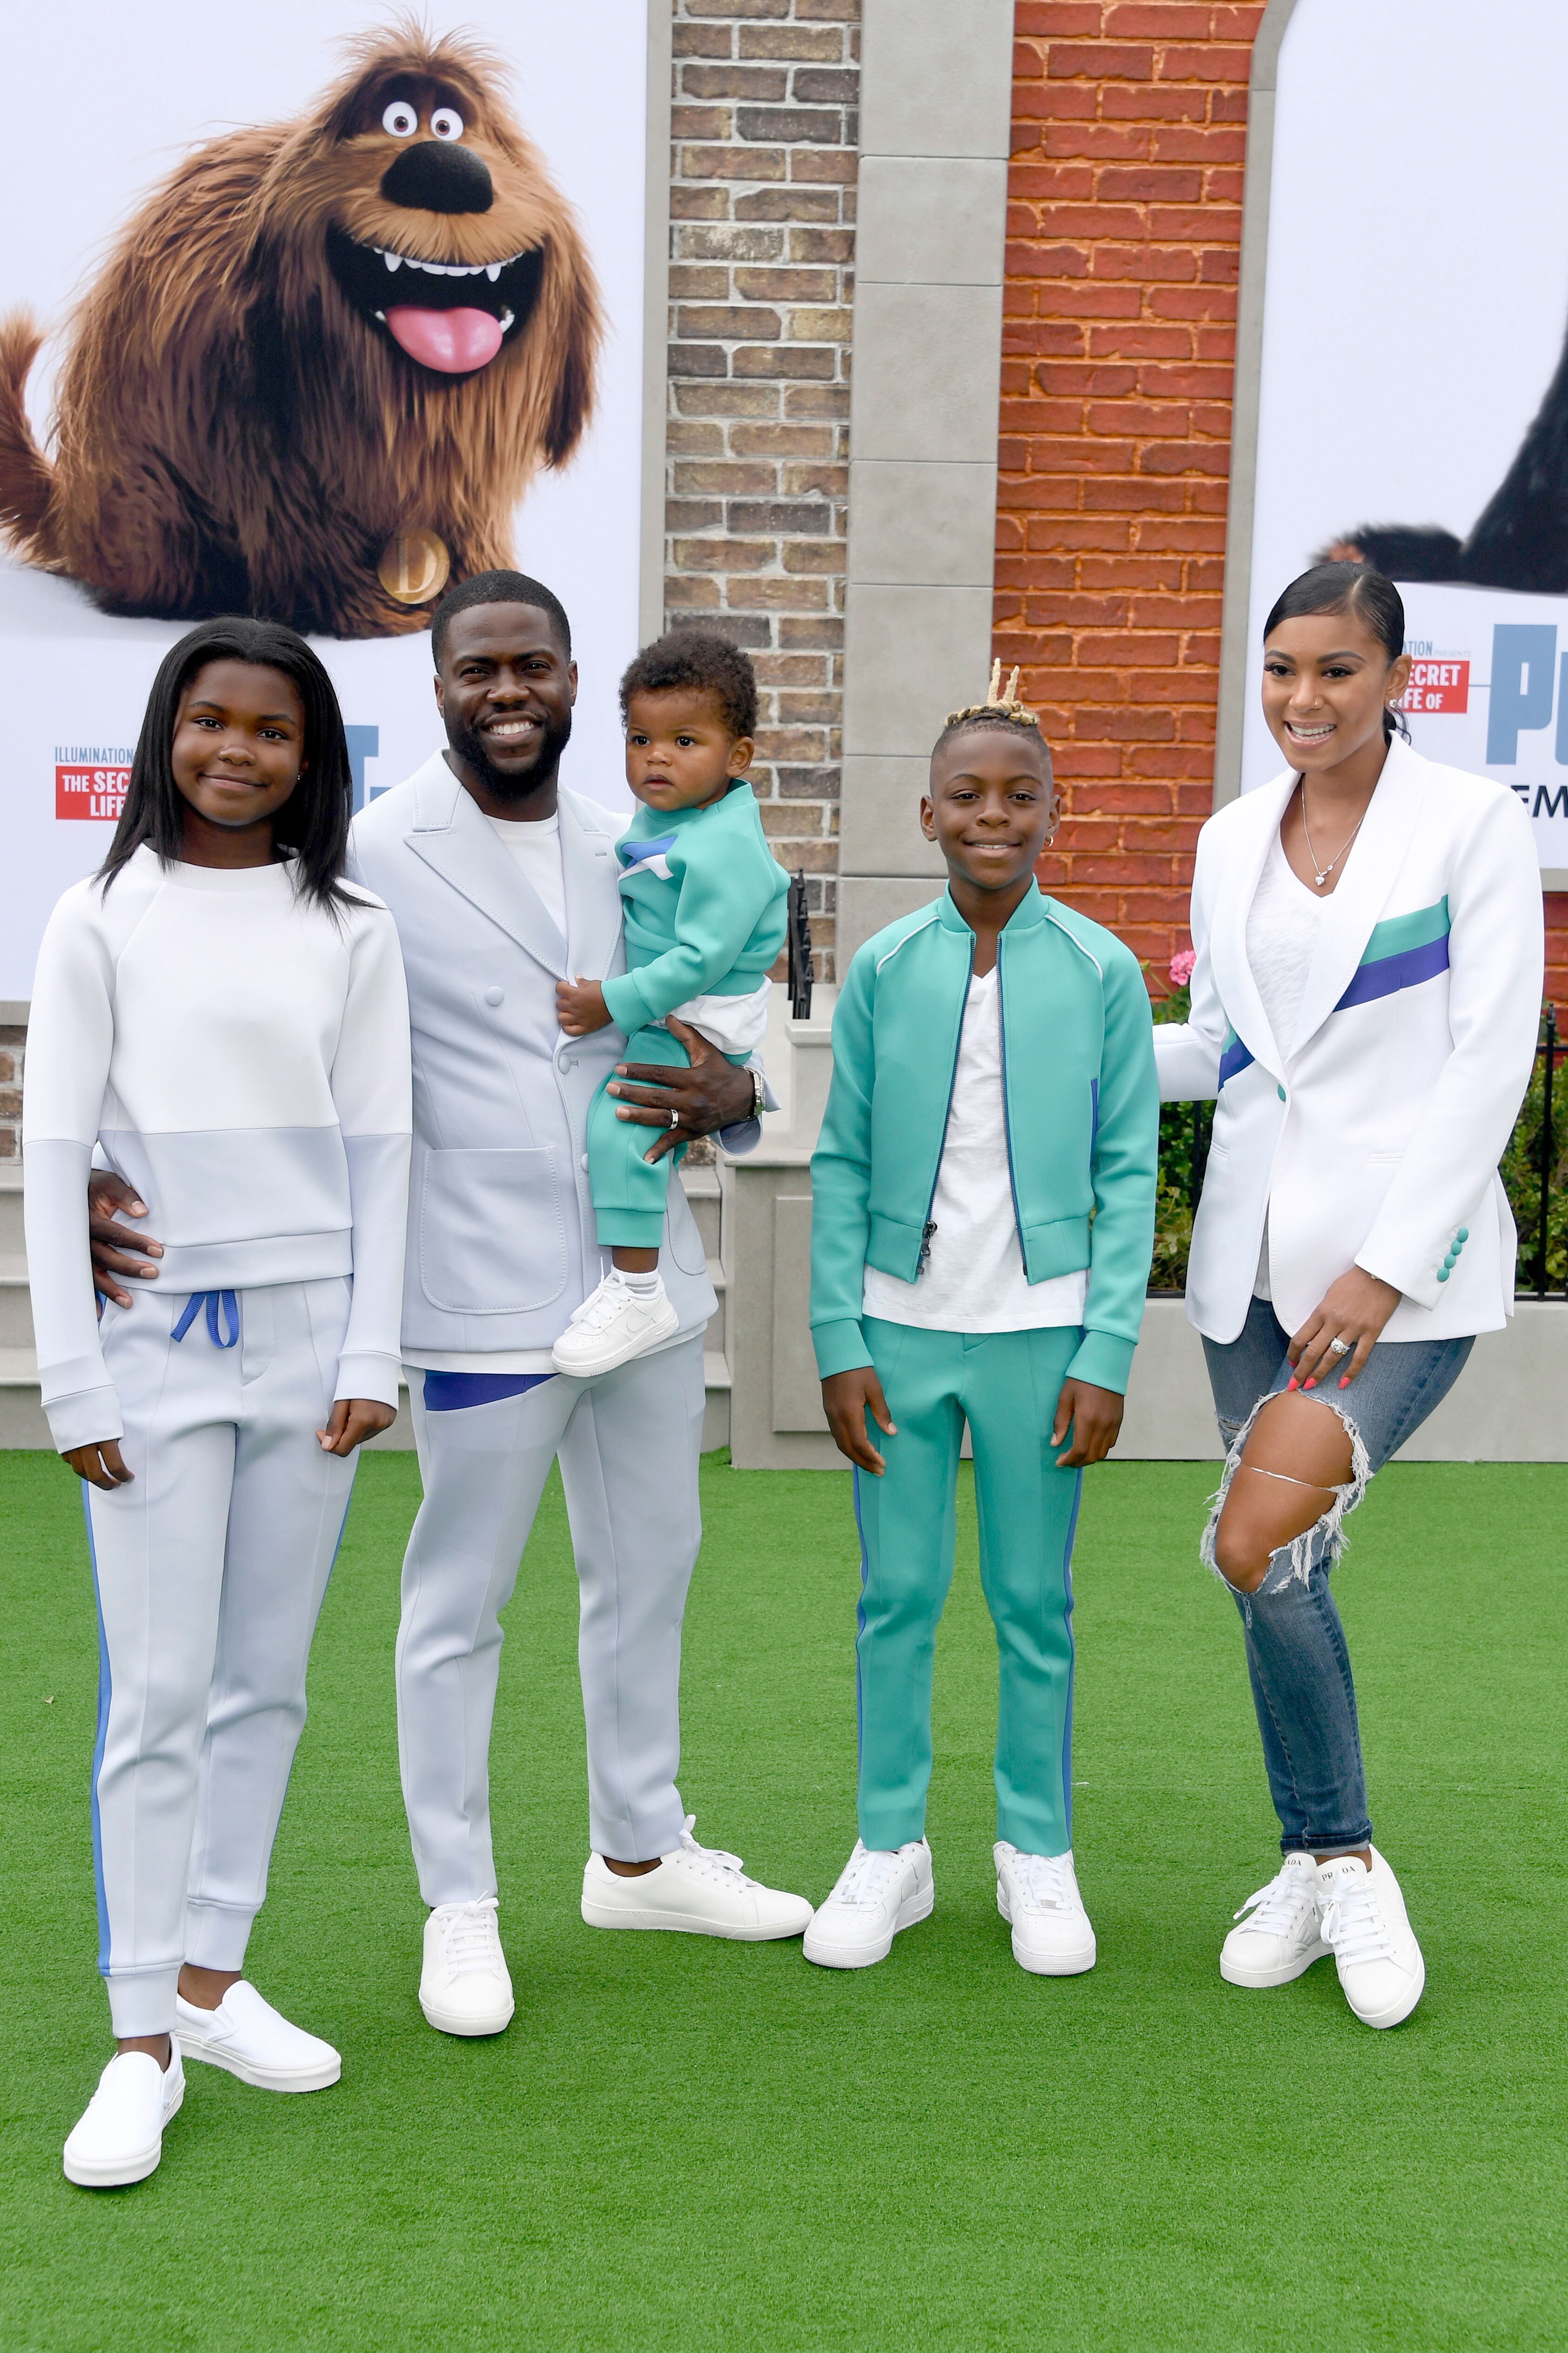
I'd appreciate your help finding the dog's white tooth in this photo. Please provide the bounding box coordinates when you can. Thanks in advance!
[498,309,515,333]
[486,263,502,282]
[374,310,386,322]
[383,250,402,273]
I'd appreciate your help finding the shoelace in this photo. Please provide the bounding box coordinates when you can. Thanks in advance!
[1234,1866,1317,1936]
[436,1896,502,1973]
[830,1846,902,1909]
[1008,1852,1079,1916]
[1320,1876,1396,1967]
[565,1275,646,1334]
[671,1815,754,1886]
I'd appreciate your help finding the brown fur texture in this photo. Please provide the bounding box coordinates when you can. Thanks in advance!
[0,24,600,637]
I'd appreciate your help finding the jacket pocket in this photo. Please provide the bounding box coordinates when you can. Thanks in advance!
[418,1148,567,1314]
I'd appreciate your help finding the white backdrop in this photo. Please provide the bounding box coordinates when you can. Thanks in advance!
[1,1,649,997]
[1240,0,1568,871]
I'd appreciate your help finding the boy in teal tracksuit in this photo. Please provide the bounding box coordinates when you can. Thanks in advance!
[802,673,1158,1977]
[556,630,789,1375]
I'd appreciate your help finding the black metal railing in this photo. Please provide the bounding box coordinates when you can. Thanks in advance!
[1152,1004,1565,1298]
[786,869,814,1022]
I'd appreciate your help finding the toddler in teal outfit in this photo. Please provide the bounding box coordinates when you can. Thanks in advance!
[803,668,1158,1977]
[555,631,788,1376]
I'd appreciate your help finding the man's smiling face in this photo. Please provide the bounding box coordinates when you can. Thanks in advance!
[435,601,577,807]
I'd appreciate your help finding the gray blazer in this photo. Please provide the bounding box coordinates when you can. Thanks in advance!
[349,754,748,1358]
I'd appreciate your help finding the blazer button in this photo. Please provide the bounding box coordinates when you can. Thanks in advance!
[580,1155,589,1172]
[559,1053,576,1073]
[1456,1227,1469,1243]
[1437,1266,1451,1281]
[1276,1084,1286,1103]
[485,987,504,1007]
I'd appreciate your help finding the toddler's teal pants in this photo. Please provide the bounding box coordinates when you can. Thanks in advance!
[853,1318,1084,1858]
[587,1022,749,1250]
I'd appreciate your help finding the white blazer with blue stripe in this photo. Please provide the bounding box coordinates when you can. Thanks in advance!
[1155,737,1544,1345]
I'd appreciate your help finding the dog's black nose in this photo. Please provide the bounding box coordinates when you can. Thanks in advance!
[380,140,493,214]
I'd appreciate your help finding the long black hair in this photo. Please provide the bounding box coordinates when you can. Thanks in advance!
[99,617,354,906]
[1262,560,1410,743]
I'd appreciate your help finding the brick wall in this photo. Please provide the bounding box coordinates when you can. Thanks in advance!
[998,0,1568,1009]
[0,1023,19,1162]
[665,0,859,983]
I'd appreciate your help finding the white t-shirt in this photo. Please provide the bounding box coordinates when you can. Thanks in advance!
[484,808,566,938]
[1245,831,1325,1300]
[862,966,1088,1334]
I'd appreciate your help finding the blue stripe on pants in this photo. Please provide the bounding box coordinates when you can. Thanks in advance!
[850,1320,1085,1856]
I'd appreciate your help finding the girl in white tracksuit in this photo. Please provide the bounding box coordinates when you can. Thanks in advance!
[24,618,411,2187]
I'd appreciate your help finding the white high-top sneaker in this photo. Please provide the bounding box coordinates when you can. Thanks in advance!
[551,1270,679,1378]
[802,1838,934,1969]
[1318,1848,1425,2029]
[994,1843,1097,1975]
[63,2044,185,2188]
[420,1896,515,2037]
[1220,1851,1330,1989]
[175,1982,340,2091]
[582,1817,813,1940]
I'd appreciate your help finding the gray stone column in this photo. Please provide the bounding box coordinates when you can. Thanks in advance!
[836,0,1016,966]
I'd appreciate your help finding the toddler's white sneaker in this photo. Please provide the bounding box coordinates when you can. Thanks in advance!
[63,2044,185,2187]
[551,1270,679,1377]
[802,1837,933,1969]
[1317,1847,1425,2029]
[582,1816,813,1940]
[175,1981,340,2091]
[994,1842,1097,1975]
[420,1896,516,2037]
[1220,1850,1330,1989]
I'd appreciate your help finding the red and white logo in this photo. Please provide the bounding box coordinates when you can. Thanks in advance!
[56,745,132,821]
[1400,659,1469,715]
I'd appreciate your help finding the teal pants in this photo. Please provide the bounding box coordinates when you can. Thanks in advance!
[852,1319,1084,1857]
[587,1022,749,1250]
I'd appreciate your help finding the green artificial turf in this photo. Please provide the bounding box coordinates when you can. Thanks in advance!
[1,1448,1564,2350]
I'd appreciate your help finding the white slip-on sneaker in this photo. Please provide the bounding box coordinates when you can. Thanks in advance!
[994,1843,1097,1976]
[1318,1847,1426,2029]
[551,1271,680,1378]
[175,1982,340,2091]
[582,1816,813,1940]
[802,1837,934,1970]
[420,1896,516,2037]
[1220,1850,1330,1989]
[63,2044,185,2188]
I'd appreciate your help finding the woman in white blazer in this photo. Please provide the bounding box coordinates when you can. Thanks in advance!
[1157,562,1542,2030]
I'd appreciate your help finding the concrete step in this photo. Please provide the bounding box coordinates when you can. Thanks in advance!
[0,1347,50,1448]
[0,1168,20,1254]
[0,1255,33,1348]
[682,1167,723,1260]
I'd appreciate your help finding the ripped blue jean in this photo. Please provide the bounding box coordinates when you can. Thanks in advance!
[1202,1297,1474,1856]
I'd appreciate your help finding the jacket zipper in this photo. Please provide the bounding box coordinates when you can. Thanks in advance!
[994,944,1027,1259]
[918,963,968,1274]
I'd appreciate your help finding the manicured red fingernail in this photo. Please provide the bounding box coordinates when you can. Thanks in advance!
[1302,1377,1317,1390]
[1339,1375,1350,1389]
[1286,1377,1298,1392]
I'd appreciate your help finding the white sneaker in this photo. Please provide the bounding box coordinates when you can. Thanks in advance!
[802,1838,934,1970]
[582,1816,813,1940]
[551,1271,680,1378]
[1318,1847,1425,2029]
[420,1896,515,2037]
[174,1982,340,2091]
[63,2044,185,2187]
[994,1843,1097,1975]
[1220,1850,1330,1989]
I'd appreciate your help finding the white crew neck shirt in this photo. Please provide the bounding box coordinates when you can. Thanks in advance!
[861,966,1088,1334]
[484,808,565,938]
[1245,831,1325,1300]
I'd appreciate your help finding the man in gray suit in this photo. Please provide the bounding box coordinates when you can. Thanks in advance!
[92,571,811,2038]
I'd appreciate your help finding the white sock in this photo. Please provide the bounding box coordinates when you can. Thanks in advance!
[615,1267,660,1294]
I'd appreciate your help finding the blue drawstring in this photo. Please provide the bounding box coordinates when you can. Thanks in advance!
[172,1290,240,1348]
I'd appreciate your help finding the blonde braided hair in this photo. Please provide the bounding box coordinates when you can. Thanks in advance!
[945,659,1039,731]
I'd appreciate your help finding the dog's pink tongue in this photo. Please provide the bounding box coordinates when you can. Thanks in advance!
[384,306,503,373]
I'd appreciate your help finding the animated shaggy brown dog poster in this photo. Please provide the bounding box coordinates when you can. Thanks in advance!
[1232,0,1568,882]
[0,6,652,995]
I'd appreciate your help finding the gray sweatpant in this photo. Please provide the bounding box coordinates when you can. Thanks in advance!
[86,1280,357,2037]
[396,1334,706,1901]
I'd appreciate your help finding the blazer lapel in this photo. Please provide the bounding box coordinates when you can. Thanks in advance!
[558,789,626,983]
[1208,769,1296,1077]
[404,753,567,976]
[1288,736,1429,1056]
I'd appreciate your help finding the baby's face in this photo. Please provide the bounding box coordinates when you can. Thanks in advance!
[624,687,752,814]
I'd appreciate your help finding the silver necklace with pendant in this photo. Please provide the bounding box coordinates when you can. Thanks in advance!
[1299,787,1368,888]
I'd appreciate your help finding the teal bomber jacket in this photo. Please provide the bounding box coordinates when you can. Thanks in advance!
[809,885,1159,1395]
[601,782,790,1038]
